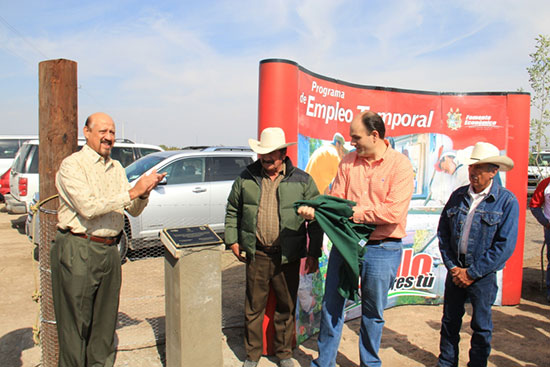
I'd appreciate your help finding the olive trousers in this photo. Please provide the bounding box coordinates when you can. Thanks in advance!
[50,230,121,367]
[244,250,300,361]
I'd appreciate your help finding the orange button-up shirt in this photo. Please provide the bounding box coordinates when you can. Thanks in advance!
[329,141,414,240]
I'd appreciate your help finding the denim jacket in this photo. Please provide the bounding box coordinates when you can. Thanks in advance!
[437,181,519,280]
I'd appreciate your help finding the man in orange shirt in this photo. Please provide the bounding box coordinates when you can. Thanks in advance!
[298,111,414,367]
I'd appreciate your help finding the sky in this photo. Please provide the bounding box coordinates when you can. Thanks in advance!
[2,0,550,147]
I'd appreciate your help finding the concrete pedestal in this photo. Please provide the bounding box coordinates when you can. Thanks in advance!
[164,244,223,367]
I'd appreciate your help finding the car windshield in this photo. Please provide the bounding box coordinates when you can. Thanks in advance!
[0,139,22,159]
[534,153,550,166]
[125,154,165,182]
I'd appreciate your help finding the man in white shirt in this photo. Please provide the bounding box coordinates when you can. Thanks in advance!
[51,112,165,367]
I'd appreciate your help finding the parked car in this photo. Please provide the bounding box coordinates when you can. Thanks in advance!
[0,135,38,201]
[7,138,164,214]
[527,150,550,195]
[120,147,256,260]
[0,169,10,203]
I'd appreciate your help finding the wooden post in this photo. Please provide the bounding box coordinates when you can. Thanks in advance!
[38,59,78,367]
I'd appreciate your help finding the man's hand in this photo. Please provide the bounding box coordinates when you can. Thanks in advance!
[230,243,246,263]
[304,256,319,274]
[129,169,167,200]
[297,206,315,220]
[451,267,474,288]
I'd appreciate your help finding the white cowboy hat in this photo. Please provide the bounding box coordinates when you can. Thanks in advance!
[466,142,514,171]
[248,127,296,154]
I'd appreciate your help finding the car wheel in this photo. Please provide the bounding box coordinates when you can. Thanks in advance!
[118,229,129,264]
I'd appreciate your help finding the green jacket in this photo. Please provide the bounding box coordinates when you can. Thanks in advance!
[294,195,375,300]
[224,157,323,264]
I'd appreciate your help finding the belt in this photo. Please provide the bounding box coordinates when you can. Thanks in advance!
[59,229,118,246]
[367,237,402,246]
[256,243,281,254]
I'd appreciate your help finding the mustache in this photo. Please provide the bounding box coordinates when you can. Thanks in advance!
[101,139,113,146]
[261,159,275,164]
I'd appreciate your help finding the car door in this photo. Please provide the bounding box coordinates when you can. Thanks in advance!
[138,156,210,238]
[206,155,253,233]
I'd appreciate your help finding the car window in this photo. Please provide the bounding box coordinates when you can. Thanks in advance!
[111,147,136,167]
[138,147,162,157]
[160,157,205,185]
[0,139,23,159]
[12,144,33,172]
[535,153,550,166]
[27,145,39,173]
[126,154,166,182]
[207,156,252,182]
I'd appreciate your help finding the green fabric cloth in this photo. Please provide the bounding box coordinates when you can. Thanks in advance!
[294,195,376,300]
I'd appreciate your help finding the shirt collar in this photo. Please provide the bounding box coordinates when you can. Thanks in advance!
[354,139,393,164]
[261,162,286,178]
[468,179,493,199]
[82,144,113,168]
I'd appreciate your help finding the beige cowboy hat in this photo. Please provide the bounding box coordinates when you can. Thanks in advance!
[466,142,514,171]
[248,127,296,154]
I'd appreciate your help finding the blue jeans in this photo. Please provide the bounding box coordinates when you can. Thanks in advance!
[529,207,550,295]
[312,241,403,367]
[438,271,498,367]
[545,227,550,295]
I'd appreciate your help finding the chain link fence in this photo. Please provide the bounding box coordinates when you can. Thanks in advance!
[34,206,168,366]
[32,205,244,366]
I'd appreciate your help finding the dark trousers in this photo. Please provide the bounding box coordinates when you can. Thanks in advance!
[50,230,121,367]
[244,250,300,361]
[438,271,498,367]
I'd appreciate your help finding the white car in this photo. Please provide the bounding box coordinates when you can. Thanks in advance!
[527,150,550,195]
[7,139,163,214]
[0,135,38,202]
[121,147,256,260]
[0,135,38,176]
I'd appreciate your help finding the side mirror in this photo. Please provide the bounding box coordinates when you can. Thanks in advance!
[158,176,168,185]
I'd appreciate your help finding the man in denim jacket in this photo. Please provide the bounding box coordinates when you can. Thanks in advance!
[437,142,519,367]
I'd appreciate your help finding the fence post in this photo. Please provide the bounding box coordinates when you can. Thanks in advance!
[38,58,78,367]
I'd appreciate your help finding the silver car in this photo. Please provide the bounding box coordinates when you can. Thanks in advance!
[122,147,256,259]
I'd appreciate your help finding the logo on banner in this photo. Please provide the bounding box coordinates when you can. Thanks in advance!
[389,249,436,298]
[446,108,462,131]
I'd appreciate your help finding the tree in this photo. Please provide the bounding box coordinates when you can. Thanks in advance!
[527,35,550,165]
[159,144,181,151]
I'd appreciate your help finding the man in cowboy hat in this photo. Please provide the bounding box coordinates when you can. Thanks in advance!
[437,142,519,367]
[225,127,323,367]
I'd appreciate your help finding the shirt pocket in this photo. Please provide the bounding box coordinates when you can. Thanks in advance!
[479,211,502,242]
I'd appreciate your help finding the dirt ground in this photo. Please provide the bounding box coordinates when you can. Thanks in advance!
[0,204,549,367]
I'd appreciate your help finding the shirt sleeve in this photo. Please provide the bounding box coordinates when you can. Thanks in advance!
[224,177,242,245]
[437,195,459,271]
[329,158,349,199]
[56,156,133,220]
[529,177,550,208]
[124,167,149,217]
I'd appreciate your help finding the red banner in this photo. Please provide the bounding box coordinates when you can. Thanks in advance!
[258,58,530,344]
